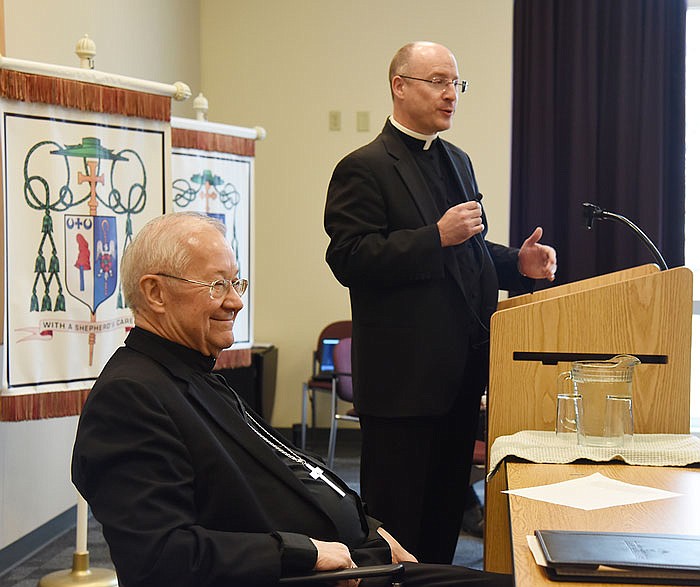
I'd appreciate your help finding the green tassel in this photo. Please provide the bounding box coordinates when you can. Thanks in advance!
[117,291,123,308]
[30,293,39,312]
[126,217,133,238]
[54,293,66,311]
[35,254,46,273]
[49,253,60,273]
[42,213,53,233]
[41,294,52,311]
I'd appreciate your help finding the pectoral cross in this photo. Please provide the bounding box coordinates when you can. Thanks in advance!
[305,463,346,497]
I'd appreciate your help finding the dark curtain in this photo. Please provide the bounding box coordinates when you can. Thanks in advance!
[510,0,686,286]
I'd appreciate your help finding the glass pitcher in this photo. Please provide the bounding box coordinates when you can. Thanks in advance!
[558,354,640,447]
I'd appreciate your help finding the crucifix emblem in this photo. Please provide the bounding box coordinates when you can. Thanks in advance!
[78,160,105,216]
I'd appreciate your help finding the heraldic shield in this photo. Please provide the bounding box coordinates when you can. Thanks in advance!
[65,215,119,313]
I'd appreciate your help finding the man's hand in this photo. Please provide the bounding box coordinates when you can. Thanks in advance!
[377,527,419,564]
[517,226,557,281]
[311,538,356,570]
[437,201,484,247]
[310,539,360,586]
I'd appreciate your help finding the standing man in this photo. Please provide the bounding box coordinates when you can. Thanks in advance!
[72,212,514,586]
[324,41,556,564]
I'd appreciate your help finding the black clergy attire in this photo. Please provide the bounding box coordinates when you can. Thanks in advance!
[71,327,512,587]
[324,119,531,563]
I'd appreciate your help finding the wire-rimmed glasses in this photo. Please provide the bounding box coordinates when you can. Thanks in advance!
[157,273,248,299]
[398,75,469,94]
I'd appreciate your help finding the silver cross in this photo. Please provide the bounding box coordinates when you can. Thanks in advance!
[306,464,346,497]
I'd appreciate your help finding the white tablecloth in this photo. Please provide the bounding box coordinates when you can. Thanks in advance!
[487,431,700,480]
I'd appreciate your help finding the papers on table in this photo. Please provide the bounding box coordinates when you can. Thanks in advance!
[503,472,682,510]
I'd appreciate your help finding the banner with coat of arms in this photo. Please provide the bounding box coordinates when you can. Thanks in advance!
[170,117,257,369]
[0,68,172,421]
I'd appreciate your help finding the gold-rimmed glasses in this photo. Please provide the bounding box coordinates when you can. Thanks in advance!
[157,273,248,299]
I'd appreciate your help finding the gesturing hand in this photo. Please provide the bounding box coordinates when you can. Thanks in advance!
[517,226,557,281]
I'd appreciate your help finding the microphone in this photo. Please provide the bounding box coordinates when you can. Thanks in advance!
[582,202,603,229]
[581,202,668,270]
[475,192,484,202]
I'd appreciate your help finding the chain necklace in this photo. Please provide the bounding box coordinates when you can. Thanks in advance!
[233,392,347,498]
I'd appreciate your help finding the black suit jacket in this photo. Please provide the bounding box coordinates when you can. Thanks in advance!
[72,328,390,587]
[325,120,529,418]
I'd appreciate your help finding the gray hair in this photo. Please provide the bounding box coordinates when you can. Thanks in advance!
[121,212,226,314]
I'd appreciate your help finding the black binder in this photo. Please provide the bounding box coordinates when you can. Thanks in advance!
[535,530,700,584]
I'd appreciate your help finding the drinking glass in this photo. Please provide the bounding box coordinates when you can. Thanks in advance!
[556,393,581,441]
[604,395,634,447]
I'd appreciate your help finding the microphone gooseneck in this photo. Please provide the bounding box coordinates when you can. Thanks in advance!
[582,202,668,270]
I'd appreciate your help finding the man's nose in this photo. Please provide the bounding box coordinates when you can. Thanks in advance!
[223,288,244,311]
[443,82,457,99]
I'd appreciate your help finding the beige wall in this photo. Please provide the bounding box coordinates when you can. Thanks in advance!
[200,0,514,427]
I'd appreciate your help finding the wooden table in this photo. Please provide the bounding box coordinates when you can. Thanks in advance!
[506,462,700,586]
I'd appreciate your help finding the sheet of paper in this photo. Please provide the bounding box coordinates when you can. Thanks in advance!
[503,472,682,510]
[526,534,548,566]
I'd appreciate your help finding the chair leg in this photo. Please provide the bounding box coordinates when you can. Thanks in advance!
[301,382,308,450]
[310,390,317,431]
[327,381,338,468]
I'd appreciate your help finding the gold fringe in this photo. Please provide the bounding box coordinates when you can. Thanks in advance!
[214,348,253,370]
[0,389,90,421]
[0,69,171,121]
[172,127,255,156]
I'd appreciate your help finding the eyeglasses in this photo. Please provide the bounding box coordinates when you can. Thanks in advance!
[157,273,248,299]
[398,75,469,94]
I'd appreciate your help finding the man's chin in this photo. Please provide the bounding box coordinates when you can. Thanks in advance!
[220,338,235,352]
[209,337,234,357]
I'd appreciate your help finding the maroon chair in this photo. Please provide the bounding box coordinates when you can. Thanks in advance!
[470,439,486,484]
[300,320,352,452]
[327,337,359,468]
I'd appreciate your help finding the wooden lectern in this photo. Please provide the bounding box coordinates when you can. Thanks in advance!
[483,264,693,574]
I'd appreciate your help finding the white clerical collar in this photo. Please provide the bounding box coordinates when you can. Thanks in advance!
[389,116,439,150]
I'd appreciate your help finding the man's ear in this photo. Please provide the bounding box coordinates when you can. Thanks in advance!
[391,75,405,100]
[139,275,167,315]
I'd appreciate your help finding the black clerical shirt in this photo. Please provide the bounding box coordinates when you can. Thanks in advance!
[393,127,486,330]
[72,327,394,587]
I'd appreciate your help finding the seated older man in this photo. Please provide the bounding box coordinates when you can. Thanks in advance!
[71,212,512,587]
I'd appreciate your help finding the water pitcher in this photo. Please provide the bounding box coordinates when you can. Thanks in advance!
[558,354,640,447]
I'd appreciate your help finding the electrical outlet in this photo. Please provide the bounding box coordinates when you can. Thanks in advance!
[329,111,341,131]
[356,111,370,132]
